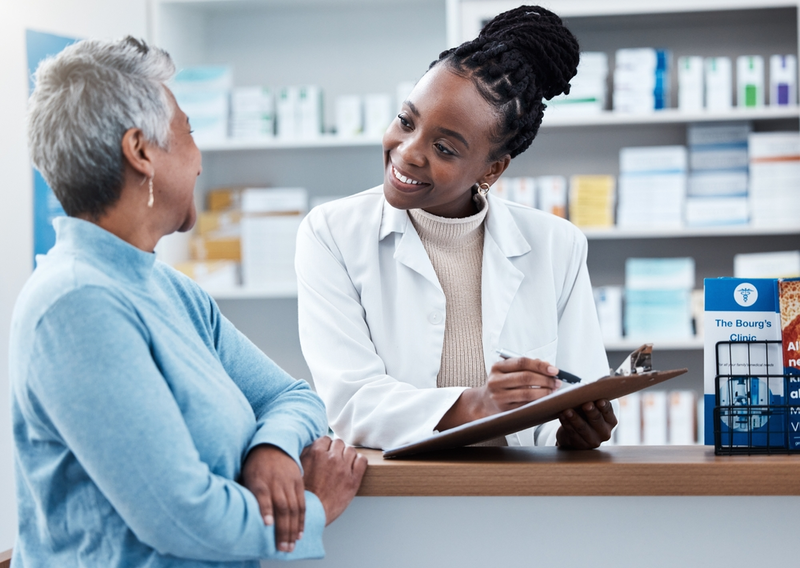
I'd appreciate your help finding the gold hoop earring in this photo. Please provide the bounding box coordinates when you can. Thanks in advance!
[477,182,491,197]
[147,176,154,208]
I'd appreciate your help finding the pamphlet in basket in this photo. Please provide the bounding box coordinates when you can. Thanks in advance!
[703,278,781,446]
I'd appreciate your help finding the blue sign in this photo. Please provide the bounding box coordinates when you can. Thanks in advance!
[26,30,79,265]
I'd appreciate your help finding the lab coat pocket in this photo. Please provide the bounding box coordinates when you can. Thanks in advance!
[523,338,558,366]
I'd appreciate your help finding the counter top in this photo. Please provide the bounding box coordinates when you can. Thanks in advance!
[355,445,800,496]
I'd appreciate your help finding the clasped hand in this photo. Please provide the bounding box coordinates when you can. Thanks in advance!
[241,437,367,554]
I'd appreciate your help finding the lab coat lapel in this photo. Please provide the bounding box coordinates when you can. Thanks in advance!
[381,197,442,290]
[481,196,531,373]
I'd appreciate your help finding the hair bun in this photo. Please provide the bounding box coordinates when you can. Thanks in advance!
[478,5,580,100]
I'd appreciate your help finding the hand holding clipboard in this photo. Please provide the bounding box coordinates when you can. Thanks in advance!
[384,345,687,458]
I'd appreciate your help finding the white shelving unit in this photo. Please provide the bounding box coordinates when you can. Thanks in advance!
[153,0,800,385]
[194,106,800,152]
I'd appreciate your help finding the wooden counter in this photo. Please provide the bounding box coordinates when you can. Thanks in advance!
[356,445,800,496]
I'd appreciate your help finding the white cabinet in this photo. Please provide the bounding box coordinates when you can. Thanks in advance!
[152,0,800,387]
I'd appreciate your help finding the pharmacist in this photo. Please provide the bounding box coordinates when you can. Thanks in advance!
[296,5,617,450]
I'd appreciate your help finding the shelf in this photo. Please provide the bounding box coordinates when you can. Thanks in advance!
[205,281,297,300]
[194,107,800,152]
[582,224,800,240]
[545,0,797,18]
[196,134,384,152]
[604,338,703,351]
[541,106,800,128]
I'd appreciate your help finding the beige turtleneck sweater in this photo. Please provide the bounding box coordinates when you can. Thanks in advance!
[408,194,507,446]
[408,194,489,390]
[408,193,506,446]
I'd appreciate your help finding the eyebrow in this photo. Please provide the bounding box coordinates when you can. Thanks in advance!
[405,100,470,149]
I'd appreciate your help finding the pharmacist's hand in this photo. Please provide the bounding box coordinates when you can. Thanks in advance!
[556,399,617,449]
[301,437,367,526]
[241,444,305,553]
[481,357,562,414]
[436,357,561,431]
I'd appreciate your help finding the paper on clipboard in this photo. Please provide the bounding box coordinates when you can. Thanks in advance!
[383,358,687,459]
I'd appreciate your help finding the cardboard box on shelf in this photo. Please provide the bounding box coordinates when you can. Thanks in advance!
[191,234,241,262]
[568,175,615,228]
[207,187,244,212]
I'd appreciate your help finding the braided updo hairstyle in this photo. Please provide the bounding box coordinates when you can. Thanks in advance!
[431,5,580,160]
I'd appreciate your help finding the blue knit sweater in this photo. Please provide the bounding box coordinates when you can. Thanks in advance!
[10,217,327,567]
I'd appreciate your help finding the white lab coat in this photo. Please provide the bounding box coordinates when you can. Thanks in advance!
[296,186,610,450]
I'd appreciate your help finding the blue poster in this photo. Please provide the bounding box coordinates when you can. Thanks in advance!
[26,30,79,264]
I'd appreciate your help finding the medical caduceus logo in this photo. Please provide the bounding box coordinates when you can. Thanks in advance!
[734,282,758,307]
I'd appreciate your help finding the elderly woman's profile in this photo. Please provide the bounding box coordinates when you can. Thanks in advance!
[10,36,365,567]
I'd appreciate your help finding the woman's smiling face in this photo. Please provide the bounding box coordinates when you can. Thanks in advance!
[382,65,510,218]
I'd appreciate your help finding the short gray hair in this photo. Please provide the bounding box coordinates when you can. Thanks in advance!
[27,36,175,219]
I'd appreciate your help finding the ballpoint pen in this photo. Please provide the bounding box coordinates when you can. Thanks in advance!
[495,348,582,384]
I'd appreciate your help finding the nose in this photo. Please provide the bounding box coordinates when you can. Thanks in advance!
[396,131,426,168]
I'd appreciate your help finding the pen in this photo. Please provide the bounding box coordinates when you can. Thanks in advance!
[495,348,582,384]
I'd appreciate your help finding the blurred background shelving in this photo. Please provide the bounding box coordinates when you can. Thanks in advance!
[153,0,800,420]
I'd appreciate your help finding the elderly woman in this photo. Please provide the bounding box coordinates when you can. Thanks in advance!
[10,36,365,567]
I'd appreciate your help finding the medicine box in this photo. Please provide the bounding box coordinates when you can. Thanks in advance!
[705,57,733,111]
[770,55,797,106]
[737,56,765,108]
[678,56,704,112]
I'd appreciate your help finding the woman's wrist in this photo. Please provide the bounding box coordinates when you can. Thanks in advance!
[436,387,487,431]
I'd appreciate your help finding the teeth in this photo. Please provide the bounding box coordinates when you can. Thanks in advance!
[393,166,422,185]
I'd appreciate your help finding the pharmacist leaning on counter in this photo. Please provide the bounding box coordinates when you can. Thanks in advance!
[296,5,618,450]
[10,36,365,568]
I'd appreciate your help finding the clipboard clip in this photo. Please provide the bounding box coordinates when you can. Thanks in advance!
[613,343,653,376]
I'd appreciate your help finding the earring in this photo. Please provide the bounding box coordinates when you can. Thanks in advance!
[477,182,491,197]
[147,176,154,208]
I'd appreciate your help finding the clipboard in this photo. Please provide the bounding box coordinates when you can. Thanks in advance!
[383,365,687,459]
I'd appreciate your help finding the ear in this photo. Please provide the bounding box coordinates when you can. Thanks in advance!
[480,154,511,187]
[120,127,155,180]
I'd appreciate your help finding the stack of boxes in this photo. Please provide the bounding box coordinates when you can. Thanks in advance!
[176,186,309,291]
[276,86,323,140]
[613,48,670,113]
[230,87,275,139]
[748,131,800,227]
[547,52,608,115]
[568,175,615,228]
[685,122,750,226]
[240,188,308,289]
[613,390,699,445]
[171,66,232,144]
[624,257,695,342]
[617,146,687,229]
[535,176,568,218]
[491,176,567,218]
[174,187,243,290]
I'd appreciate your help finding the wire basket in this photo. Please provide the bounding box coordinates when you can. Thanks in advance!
[713,340,800,455]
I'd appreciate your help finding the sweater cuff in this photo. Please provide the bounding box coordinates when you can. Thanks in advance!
[246,428,304,471]
[273,491,326,560]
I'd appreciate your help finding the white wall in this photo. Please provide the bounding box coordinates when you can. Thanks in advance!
[0,0,148,551]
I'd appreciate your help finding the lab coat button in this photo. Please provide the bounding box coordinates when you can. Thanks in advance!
[428,311,443,325]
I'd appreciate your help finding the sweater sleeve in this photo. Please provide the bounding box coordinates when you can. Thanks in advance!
[27,286,325,562]
[208,297,327,467]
